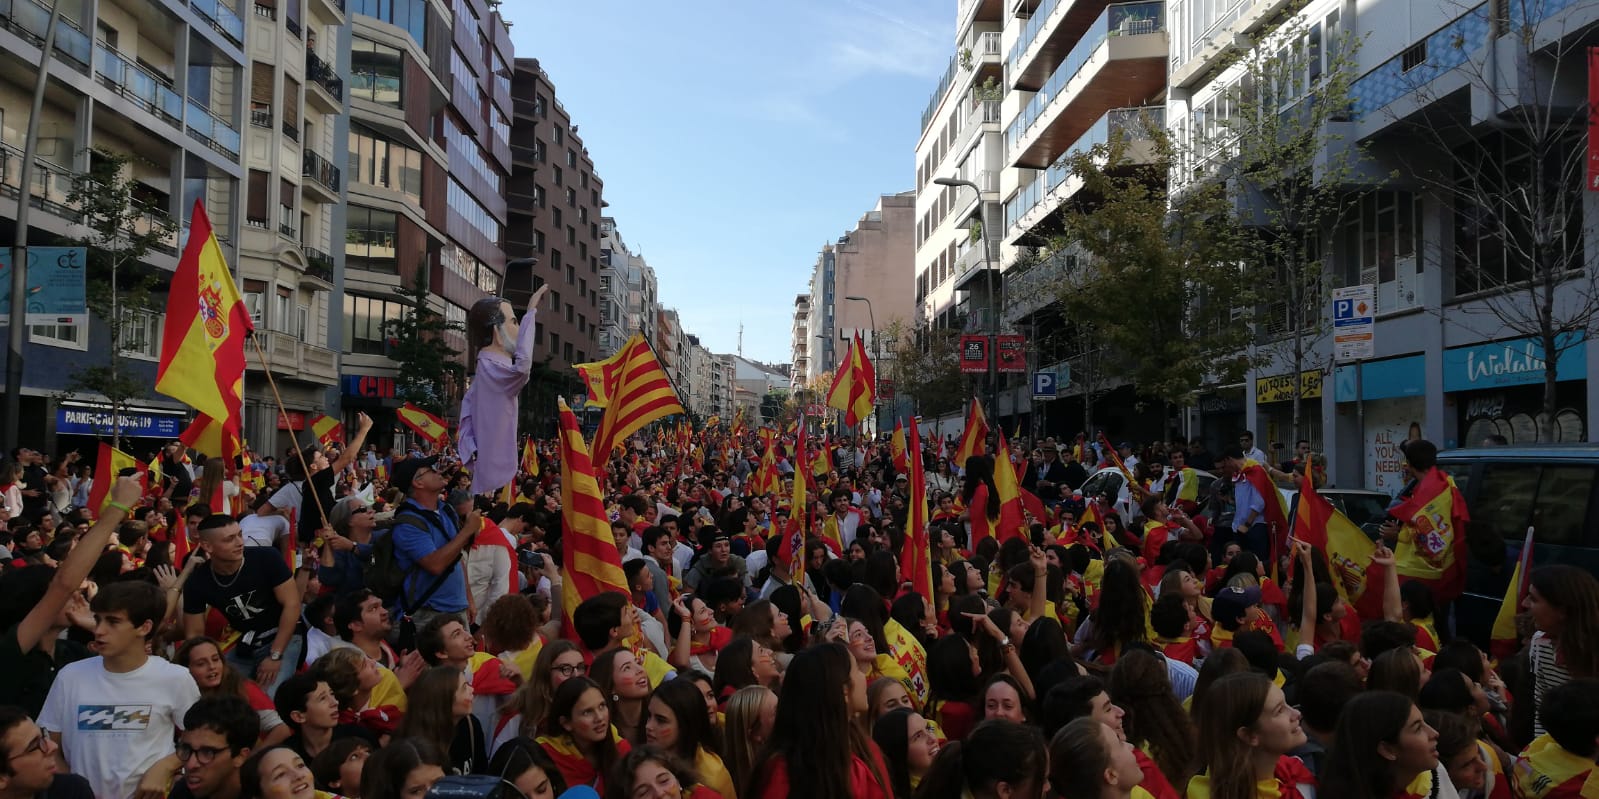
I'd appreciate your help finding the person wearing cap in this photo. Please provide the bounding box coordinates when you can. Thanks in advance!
[317,496,377,598]
[683,527,747,594]
[1208,584,1284,651]
[387,455,481,630]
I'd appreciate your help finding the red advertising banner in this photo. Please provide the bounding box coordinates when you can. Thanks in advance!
[959,335,989,373]
[1589,47,1599,190]
[997,334,1028,373]
[878,379,896,400]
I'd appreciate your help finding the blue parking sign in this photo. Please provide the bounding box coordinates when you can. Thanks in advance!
[1033,371,1056,399]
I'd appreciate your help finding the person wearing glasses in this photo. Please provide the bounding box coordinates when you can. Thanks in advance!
[491,641,588,757]
[169,696,259,799]
[0,705,91,799]
[316,497,378,598]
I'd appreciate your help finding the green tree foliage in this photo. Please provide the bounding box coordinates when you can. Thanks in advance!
[385,266,464,414]
[60,148,178,449]
[884,319,966,418]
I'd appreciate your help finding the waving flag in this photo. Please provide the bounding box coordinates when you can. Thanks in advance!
[953,397,989,469]
[556,397,629,643]
[826,333,875,428]
[521,439,539,478]
[180,412,240,464]
[779,422,809,572]
[1390,466,1471,601]
[397,403,450,447]
[1293,461,1376,605]
[991,426,1028,542]
[156,202,250,447]
[88,443,147,518]
[1490,527,1535,658]
[309,414,344,447]
[582,334,685,459]
[891,420,908,473]
[901,418,933,599]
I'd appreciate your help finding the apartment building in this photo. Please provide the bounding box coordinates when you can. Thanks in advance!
[596,216,628,358]
[625,248,657,344]
[830,192,915,362]
[506,57,604,375]
[790,293,810,389]
[237,0,348,454]
[0,0,247,454]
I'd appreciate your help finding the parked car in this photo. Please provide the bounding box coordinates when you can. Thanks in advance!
[1282,487,1395,538]
[1435,445,1599,649]
[1078,466,1218,526]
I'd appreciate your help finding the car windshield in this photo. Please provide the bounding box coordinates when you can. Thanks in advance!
[1337,493,1391,528]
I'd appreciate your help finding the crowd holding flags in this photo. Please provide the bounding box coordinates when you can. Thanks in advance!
[577,333,686,459]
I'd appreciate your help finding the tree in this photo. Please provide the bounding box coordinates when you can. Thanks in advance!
[59,149,178,450]
[883,319,966,419]
[1371,0,1596,429]
[385,266,464,415]
[1203,20,1373,447]
[1046,113,1257,431]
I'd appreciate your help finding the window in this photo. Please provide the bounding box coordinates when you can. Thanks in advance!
[297,304,310,340]
[274,289,293,333]
[346,206,399,272]
[349,0,426,49]
[350,38,403,107]
[553,166,562,186]
[533,185,546,208]
[567,149,577,167]
[29,320,85,349]
[350,124,423,201]
[342,293,406,355]
[247,170,270,227]
[448,179,502,244]
[554,126,563,145]
[562,341,573,361]
[565,264,575,284]
[1401,42,1427,72]
[566,226,575,245]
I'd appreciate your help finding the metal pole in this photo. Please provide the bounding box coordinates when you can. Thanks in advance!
[5,0,64,449]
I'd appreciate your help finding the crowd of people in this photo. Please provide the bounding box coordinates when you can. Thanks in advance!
[0,422,1596,799]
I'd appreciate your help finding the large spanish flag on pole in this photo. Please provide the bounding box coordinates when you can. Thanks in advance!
[156,201,251,457]
[900,418,933,600]
[556,397,629,644]
[1292,461,1376,606]
[825,333,875,428]
[161,199,252,437]
[953,397,989,470]
[991,425,1029,542]
[397,403,450,447]
[582,333,685,459]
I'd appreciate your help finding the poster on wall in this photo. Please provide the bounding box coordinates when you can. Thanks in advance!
[1460,389,1587,446]
[1365,396,1426,496]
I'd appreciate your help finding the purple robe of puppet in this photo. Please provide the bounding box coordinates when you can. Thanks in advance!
[456,307,538,493]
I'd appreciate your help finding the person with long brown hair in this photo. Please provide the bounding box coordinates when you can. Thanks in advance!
[744,643,889,799]
[1522,565,1599,738]
[592,647,652,743]
[394,666,484,775]
[917,719,1048,799]
[1187,672,1314,799]
[1320,692,1443,799]
[1108,649,1198,788]
[493,639,586,754]
[720,685,776,797]
[1048,718,1146,799]
[536,676,631,792]
[643,677,737,798]
[178,636,291,746]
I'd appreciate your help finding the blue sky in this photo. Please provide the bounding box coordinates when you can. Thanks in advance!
[509,2,952,366]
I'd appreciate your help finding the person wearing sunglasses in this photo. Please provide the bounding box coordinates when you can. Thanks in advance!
[0,705,88,799]
[317,497,379,598]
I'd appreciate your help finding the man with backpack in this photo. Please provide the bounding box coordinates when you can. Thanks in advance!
[385,455,480,635]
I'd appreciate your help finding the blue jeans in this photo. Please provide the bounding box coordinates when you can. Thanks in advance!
[226,634,304,695]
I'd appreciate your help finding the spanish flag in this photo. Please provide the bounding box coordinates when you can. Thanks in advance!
[991,426,1028,542]
[1293,461,1376,606]
[891,420,908,473]
[1490,527,1535,659]
[581,334,685,459]
[778,422,809,573]
[556,398,629,643]
[521,438,539,478]
[397,403,450,447]
[309,414,344,447]
[826,333,875,428]
[901,418,934,599]
[1390,466,1471,601]
[88,443,147,518]
[953,397,989,470]
[156,201,251,450]
[180,412,240,464]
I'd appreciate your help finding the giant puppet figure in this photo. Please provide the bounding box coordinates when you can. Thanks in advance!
[457,284,550,494]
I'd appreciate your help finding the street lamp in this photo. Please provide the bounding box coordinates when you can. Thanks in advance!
[843,295,878,437]
[933,177,1000,428]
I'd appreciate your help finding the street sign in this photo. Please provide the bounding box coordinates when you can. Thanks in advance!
[1333,284,1375,362]
[1033,370,1057,400]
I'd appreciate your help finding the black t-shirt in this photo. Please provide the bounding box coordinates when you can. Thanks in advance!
[282,724,378,766]
[164,457,193,503]
[299,468,337,538]
[0,625,90,717]
[183,547,293,650]
[42,773,94,799]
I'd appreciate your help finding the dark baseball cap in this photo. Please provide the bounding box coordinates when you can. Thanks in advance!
[390,455,440,493]
[1212,584,1263,624]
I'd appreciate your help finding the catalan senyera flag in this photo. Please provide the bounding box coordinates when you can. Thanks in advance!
[87,443,147,518]
[309,414,344,447]
[752,436,780,496]
[521,439,539,478]
[953,397,989,470]
[901,418,933,600]
[825,333,875,428]
[991,426,1028,543]
[583,334,685,459]
[1293,460,1376,606]
[1490,527,1535,659]
[555,398,629,644]
[156,201,251,447]
[891,420,908,473]
[397,403,450,447]
[1390,466,1471,602]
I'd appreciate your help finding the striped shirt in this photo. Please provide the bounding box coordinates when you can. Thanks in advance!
[1528,631,1571,738]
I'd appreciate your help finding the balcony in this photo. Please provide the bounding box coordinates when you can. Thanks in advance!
[301,150,340,201]
[1007,0,1115,89]
[1168,0,1297,89]
[302,246,334,284]
[191,0,244,44]
[281,118,299,142]
[250,102,272,128]
[186,100,242,158]
[920,53,962,132]
[310,0,345,21]
[253,2,274,19]
[305,51,343,107]
[1006,2,1166,169]
[1,0,93,70]
[1005,250,1081,322]
[951,94,1003,161]
[0,141,180,254]
[250,330,338,385]
[1004,106,1164,236]
[96,43,184,128]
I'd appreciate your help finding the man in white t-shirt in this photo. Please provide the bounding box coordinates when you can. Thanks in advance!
[238,495,292,556]
[39,581,200,799]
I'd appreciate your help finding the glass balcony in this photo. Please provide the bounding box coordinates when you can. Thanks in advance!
[191,0,244,44]
[0,140,178,253]
[96,43,183,126]
[1005,2,1165,155]
[186,99,241,158]
[1005,105,1164,231]
[0,0,92,68]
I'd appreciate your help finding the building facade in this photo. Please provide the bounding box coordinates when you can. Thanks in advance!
[790,293,810,389]
[596,215,628,358]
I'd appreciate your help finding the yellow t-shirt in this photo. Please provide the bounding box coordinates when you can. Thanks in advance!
[695,747,738,799]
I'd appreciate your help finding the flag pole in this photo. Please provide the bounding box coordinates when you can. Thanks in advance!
[248,332,329,528]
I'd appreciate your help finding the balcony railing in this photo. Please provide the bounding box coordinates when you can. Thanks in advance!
[1005,105,1165,230]
[96,43,183,127]
[253,2,274,18]
[1007,0,1070,77]
[301,150,340,192]
[920,52,962,131]
[186,100,241,158]
[281,119,299,142]
[0,0,93,69]
[191,0,244,44]
[305,51,344,100]
[0,141,179,254]
[1005,2,1165,155]
[250,103,272,128]
[302,246,334,281]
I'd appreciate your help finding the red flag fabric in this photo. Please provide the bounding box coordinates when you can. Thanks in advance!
[953,397,989,469]
[900,419,933,600]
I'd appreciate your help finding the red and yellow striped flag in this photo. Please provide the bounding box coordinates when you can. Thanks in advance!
[556,397,629,644]
[953,397,989,470]
[825,333,875,427]
[581,334,685,459]
[88,443,147,518]
[397,403,450,446]
[992,425,1028,542]
[156,201,251,451]
[901,418,933,599]
[309,414,344,447]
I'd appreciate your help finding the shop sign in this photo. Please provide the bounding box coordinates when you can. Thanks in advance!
[1255,369,1323,404]
[1443,334,1586,392]
[342,374,397,399]
[1333,354,1426,402]
[996,335,1027,373]
[277,410,308,430]
[959,335,989,374]
[56,403,184,438]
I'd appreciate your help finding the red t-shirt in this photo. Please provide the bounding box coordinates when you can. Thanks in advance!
[750,747,893,799]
